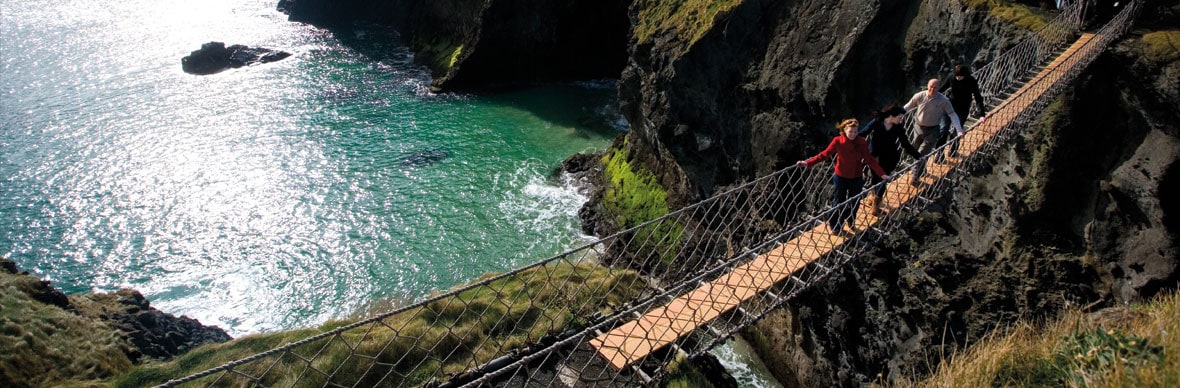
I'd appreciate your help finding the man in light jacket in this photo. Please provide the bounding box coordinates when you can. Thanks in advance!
[904,78,962,186]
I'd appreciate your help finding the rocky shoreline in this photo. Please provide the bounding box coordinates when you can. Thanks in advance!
[1,257,230,365]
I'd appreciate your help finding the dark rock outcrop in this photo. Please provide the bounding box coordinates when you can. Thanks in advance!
[276,0,630,92]
[558,137,621,237]
[614,0,1033,205]
[1,257,70,309]
[604,0,1177,385]
[181,42,291,75]
[102,289,233,360]
[1,256,231,362]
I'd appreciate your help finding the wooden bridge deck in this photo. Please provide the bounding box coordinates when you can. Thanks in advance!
[588,33,1098,371]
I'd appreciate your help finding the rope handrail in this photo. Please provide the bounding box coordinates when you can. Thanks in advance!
[154,1,1140,386]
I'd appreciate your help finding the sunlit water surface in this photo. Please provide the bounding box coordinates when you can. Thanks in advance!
[1,0,621,335]
[1,1,786,385]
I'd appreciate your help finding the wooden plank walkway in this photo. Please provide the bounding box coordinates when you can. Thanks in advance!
[588,33,1098,371]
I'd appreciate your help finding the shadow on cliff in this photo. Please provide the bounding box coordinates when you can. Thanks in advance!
[479,83,627,140]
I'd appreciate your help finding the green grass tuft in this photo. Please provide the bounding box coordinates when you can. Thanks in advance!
[910,291,1180,387]
[960,0,1050,31]
[633,0,743,45]
[0,275,134,386]
[663,353,717,388]
[601,145,685,265]
[447,44,464,68]
[113,262,644,387]
[412,36,464,73]
[1141,30,1180,63]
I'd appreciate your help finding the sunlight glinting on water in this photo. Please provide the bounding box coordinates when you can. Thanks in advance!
[2,0,622,336]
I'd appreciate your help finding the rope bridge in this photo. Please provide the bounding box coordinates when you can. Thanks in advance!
[157,1,1139,386]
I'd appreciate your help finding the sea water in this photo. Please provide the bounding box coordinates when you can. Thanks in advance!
[1,0,620,334]
[1,1,783,385]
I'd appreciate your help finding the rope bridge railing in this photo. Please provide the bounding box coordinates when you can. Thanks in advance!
[153,1,1138,386]
[972,0,1085,108]
[586,0,1140,380]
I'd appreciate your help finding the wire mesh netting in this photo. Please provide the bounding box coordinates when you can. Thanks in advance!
[153,1,1141,386]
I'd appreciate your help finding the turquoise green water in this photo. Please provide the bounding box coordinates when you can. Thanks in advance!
[1,0,619,335]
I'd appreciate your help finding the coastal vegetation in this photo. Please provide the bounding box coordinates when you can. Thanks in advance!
[114,262,645,387]
[413,35,464,72]
[961,0,1051,31]
[601,145,684,265]
[1,268,133,386]
[632,0,742,45]
[900,291,1179,387]
[663,353,717,387]
[602,145,671,231]
[1141,30,1180,63]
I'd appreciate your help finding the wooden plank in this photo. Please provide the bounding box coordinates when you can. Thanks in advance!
[588,33,1098,371]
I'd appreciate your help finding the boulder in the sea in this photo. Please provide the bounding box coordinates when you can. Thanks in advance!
[398,148,451,168]
[181,41,291,75]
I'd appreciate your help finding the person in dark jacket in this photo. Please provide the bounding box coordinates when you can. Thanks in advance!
[797,119,891,235]
[858,105,920,215]
[939,64,987,157]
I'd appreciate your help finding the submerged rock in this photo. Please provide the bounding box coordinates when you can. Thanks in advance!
[398,148,451,168]
[181,41,291,75]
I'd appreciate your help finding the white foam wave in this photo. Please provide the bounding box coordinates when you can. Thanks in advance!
[711,336,786,388]
[498,162,596,260]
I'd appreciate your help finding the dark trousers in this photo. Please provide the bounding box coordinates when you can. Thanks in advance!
[941,104,972,155]
[870,156,900,197]
[911,125,944,184]
[830,174,865,231]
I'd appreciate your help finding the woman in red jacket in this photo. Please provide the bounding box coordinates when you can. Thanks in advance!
[797,119,892,235]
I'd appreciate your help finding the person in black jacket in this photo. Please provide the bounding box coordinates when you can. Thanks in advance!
[939,64,987,157]
[858,105,920,215]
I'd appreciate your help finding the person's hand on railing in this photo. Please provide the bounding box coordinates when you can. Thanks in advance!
[882,174,893,182]
[795,160,808,168]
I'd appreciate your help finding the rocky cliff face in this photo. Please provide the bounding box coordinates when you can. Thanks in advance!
[617,0,1035,204]
[272,0,1176,385]
[748,47,1178,385]
[277,0,630,91]
[742,4,1180,384]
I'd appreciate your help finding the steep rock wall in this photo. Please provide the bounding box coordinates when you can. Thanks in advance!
[277,0,630,92]
[746,24,1180,385]
[614,0,1177,385]
[617,0,1027,204]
